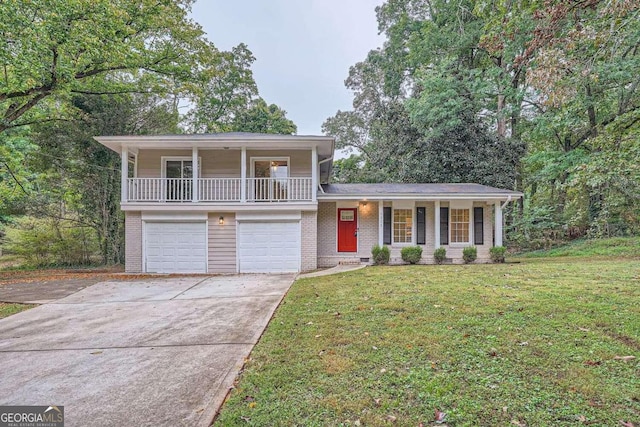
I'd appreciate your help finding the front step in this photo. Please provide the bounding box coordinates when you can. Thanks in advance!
[339,259,364,265]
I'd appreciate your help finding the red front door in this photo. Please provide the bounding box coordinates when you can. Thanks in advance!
[337,208,358,252]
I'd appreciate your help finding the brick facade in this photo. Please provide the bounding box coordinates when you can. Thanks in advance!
[317,201,379,267]
[124,211,143,272]
[300,211,317,272]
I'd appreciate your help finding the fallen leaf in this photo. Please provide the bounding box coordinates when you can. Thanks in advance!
[488,348,498,357]
[578,327,590,332]
[518,341,528,346]
[619,421,635,427]
[613,356,636,362]
[374,398,381,407]
[315,334,322,338]
[247,402,256,409]
[240,415,251,422]
[373,346,378,350]
[511,420,526,426]
[584,360,601,366]
[385,414,397,422]
[577,415,587,422]
[306,321,313,325]
[380,368,387,373]
[503,406,508,413]
[434,408,447,423]
[243,396,255,402]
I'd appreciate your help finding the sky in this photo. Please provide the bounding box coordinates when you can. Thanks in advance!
[190,0,385,136]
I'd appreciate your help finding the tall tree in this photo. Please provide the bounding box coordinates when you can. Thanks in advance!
[230,99,297,134]
[186,43,259,133]
[0,0,216,133]
[31,94,179,264]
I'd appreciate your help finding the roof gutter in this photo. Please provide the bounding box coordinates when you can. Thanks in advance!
[317,193,522,201]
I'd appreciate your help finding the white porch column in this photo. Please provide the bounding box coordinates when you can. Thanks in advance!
[311,145,318,201]
[121,146,128,203]
[240,146,247,202]
[495,201,503,247]
[192,146,198,202]
[434,200,441,248]
[378,200,384,246]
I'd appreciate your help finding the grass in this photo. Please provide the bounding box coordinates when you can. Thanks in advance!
[516,236,640,258]
[216,259,640,426]
[0,302,35,319]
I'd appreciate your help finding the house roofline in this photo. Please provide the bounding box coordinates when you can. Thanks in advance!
[317,193,523,201]
[94,134,334,153]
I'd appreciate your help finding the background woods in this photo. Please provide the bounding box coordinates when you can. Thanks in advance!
[1,0,639,266]
[324,0,640,248]
[0,0,296,266]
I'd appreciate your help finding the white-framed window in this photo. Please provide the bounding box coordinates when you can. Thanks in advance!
[161,156,201,178]
[450,208,470,244]
[251,157,290,179]
[393,208,413,243]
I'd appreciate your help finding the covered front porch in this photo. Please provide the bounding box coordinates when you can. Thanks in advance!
[316,183,522,266]
[92,133,336,205]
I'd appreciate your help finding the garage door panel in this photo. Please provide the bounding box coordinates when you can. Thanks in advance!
[238,221,300,273]
[145,222,206,273]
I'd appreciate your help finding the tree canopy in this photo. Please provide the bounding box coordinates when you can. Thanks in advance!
[324,0,640,244]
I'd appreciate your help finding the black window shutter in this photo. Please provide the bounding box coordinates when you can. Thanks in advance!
[440,207,449,245]
[416,207,426,245]
[474,207,484,245]
[383,207,392,245]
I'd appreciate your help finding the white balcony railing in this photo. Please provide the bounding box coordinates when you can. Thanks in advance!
[126,177,313,202]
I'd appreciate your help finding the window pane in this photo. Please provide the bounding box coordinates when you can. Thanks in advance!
[166,161,182,178]
[393,209,412,243]
[450,208,470,243]
[182,161,193,179]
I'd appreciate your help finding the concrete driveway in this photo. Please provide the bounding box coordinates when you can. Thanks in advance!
[0,274,295,426]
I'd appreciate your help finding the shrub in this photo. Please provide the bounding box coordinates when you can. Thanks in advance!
[3,217,98,266]
[371,245,390,265]
[490,246,507,263]
[434,247,447,264]
[462,246,477,263]
[401,246,423,264]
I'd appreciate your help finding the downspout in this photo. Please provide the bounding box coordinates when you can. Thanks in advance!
[317,156,333,194]
[501,195,512,210]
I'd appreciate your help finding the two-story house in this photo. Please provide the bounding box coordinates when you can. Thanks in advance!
[94,133,522,274]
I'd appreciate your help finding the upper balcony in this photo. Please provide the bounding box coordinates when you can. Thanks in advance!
[126,177,313,202]
[93,133,336,208]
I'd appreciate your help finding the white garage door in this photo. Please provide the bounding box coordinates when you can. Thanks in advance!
[145,222,207,273]
[238,221,300,273]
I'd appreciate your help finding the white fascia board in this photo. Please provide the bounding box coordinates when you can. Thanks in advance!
[94,135,334,156]
[121,202,318,212]
[236,211,302,221]
[141,212,207,221]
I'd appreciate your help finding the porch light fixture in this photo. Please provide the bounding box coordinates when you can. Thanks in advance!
[218,216,224,225]
[361,200,368,206]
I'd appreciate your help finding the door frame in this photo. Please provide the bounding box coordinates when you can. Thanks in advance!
[160,156,202,178]
[336,205,358,253]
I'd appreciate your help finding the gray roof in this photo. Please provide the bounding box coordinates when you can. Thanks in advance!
[320,183,522,197]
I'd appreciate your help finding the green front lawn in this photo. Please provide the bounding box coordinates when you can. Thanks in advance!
[0,302,35,319]
[216,259,640,426]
